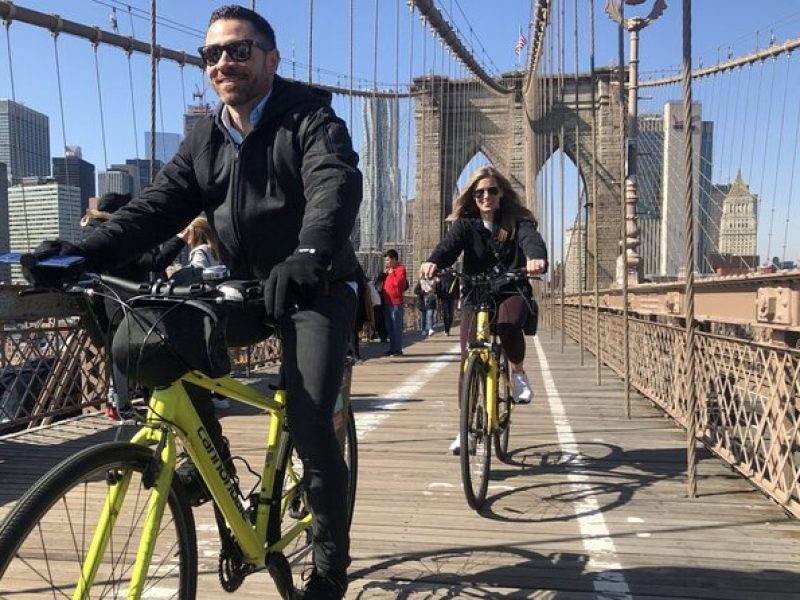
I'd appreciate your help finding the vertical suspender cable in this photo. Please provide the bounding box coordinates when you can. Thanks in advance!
[349,0,353,125]
[404,5,416,239]
[3,17,33,250]
[781,62,800,261]
[558,0,565,351]
[51,32,73,209]
[307,0,314,85]
[93,44,110,171]
[149,0,157,183]
[574,0,583,364]
[395,0,401,241]
[681,0,698,499]
[589,0,601,384]
[617,1,631,418]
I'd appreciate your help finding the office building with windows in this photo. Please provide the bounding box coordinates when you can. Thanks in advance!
[0,99,50,180]
[7,177,81,280]
[52,146,95,214]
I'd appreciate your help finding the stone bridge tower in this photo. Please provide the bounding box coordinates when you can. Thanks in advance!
[412,67,624,289]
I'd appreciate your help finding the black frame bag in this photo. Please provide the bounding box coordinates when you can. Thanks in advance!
[111,298,231,388]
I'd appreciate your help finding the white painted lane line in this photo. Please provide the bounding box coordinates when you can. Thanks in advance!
[353,344,460,440]
[533,336,632,600]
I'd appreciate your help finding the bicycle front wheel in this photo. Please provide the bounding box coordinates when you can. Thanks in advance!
[460,353,492,509]
[0,441,197,599]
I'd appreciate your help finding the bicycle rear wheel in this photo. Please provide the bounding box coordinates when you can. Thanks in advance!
[494,354,514,463]
[0,441,197,599]
[460,353,492,509]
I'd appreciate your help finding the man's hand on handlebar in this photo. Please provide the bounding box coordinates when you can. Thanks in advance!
[21,239,86,290]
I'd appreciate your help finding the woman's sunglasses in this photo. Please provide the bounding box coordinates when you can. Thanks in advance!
[473,186,500,199]
[198,39,273,66]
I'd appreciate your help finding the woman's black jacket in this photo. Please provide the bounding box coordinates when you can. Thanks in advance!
[77,75,363,284]
[427,216,548,301]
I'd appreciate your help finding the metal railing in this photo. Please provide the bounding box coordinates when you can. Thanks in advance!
[552,303,800,518]
[0,297,282,434]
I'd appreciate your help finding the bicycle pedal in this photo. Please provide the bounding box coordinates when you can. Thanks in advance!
[288,501,309,520]
[265,552,296,599]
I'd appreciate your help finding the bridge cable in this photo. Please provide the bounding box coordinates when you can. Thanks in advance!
[681,0,698,499]
[616,0,632,419]
[769,56,792,262]
[559,0,566,354]
[2,17,31,251]
[760,57,780,261]
[403,4,416,217]
[148,0,156,184]
[307,0,313,85]
[51,30,75,218]
[573,0,584,365]
[126,51,141,161]
[589,0,601,384]
[92,43,110,171]
[781,60,800,262]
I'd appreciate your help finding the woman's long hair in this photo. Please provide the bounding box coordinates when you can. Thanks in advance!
[448,166,537,242]
[185,216,220,261]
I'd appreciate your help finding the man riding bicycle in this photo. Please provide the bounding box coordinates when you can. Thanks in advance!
[419,166,547,454]
[23,5,361,598]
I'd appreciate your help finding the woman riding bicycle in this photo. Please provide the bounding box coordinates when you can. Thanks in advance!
[419,166,548,453]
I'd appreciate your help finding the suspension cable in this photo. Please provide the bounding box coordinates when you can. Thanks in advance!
[589,0,601,384]
[781,59,800,261]
[92,43,110,170]
[149,0,156,183]
[51,30,73,203]
[3,17,31,250]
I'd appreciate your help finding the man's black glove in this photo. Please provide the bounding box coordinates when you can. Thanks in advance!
[21,239,86,289]
[263,253,330,319]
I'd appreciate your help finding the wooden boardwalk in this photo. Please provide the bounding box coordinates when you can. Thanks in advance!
[1,329,799,599]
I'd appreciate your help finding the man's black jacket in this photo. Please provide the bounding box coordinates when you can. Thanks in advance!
[79,75,363,283]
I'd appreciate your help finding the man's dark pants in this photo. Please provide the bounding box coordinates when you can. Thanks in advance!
[190,281,356,576]
[279,281,357,575]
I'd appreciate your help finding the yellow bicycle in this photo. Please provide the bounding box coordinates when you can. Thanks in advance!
[447,268,533,510]
[0,269,357,599]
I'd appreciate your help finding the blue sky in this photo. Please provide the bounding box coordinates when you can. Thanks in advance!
[1,1,799,261]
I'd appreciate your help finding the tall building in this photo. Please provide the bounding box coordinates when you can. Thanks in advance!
[0,99,50,180]
[184,101,213,138]
[718,171,758,257]
[0,163,8,282]
[8,177,81,280]
[97,168,135,196]
[52,146,95,214]
[106,158,163,197]
[359,97,401,250]
[637,114,663,278]
[659,101,714,276]
[145,131,181,165]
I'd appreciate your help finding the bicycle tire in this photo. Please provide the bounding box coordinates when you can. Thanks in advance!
[0,441,197,599]
[268,404,358,585]
[494,354,514,463]
[460,353,491,509]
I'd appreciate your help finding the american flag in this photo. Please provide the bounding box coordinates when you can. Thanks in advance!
[514,27,528,56]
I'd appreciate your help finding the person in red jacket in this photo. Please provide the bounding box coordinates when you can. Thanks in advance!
[380,249,408,356]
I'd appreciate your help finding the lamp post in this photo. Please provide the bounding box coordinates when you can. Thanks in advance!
[606,0,666,284]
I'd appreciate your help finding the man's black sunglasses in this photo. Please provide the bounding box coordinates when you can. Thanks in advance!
[198,39,273,66]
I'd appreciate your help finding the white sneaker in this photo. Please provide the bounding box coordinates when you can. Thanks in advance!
[512,372,533,404]
[427,329,435,337]
[449,433,461,455]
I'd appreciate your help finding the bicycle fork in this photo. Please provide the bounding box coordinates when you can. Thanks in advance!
[73,426,177,600]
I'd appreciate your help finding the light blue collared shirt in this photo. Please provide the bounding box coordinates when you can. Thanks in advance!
[220,89,271,145]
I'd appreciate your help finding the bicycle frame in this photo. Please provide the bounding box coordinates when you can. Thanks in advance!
[74,370,307,599]
[469,308,502,433]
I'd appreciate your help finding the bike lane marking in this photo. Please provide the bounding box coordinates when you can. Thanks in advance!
[353,343,461,440]
[533,336,632,600]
